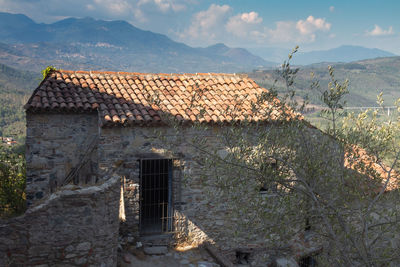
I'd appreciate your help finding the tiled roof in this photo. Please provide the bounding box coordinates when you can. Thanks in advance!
[25,70,299,126]
[345,145,399,192]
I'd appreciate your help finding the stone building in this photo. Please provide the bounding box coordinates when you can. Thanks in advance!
[21,69,397,265]
[23,70,309,263]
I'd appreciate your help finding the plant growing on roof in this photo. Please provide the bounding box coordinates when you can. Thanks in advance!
[40,66,57,82]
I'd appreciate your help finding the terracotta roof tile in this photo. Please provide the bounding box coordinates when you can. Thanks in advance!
[344,145,399,192]
[25,70,300,126]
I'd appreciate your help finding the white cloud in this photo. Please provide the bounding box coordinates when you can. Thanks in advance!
[226,11,262,37]
[90,0,150,22]
[366,25,394,36]
[138,0,185,13]
[329,6,334,12]
[93,0,132,15]
[267,21,301,43]
[179,4,231,41]
[261,16,331,44]
[86,4,95,10]
[240,11,262,24]
[179,9,332,46]
[132,7,147,22]
[154,0,173,12]
[296,16,331,35]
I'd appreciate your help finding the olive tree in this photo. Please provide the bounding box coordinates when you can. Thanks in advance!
[153,48,400,266]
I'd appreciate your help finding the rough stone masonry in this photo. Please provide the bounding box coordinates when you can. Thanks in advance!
[0,175,120,266]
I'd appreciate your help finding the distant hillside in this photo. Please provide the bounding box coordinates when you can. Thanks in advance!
[247,47,291,64]
[0,63,38,138]
[201,43,275,67]
[0,63,37,91]
[291,45,396,65]
[249,56,400,107]
[0,12,274,73]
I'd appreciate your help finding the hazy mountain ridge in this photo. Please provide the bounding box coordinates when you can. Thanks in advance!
[250,56,400,107]
[249,45,396,66]
[292,45,396,65]
[0,12,274,73]
[201,43,275,67]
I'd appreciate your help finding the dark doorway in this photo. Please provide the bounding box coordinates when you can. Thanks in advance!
[139,159,173,235]
[299,256,317,267]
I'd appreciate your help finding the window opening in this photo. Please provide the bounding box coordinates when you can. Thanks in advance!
[259,182,278,197]
[259,159,278,196]
[235,250,250,264]
[139,158,173,235]
[298,255,317,267]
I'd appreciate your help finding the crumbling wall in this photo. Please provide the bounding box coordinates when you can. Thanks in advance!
[0,175,120,266]
[25,113,99,206]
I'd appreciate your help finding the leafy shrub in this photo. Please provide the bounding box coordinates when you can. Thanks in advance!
[0,144,26,217]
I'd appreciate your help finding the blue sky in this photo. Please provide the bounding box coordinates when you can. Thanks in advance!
[0,0,399,54]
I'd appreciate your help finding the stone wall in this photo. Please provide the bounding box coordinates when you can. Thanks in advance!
[23,110,340,264]
[98,124,342,253]
[97,125,271,248]
[0,175,120,267]
[26,113,99,206]
[98,125,186,238]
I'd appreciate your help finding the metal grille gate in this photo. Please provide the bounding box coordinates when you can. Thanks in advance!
[139,158,173,235]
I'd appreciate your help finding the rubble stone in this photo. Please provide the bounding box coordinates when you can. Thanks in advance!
[0,175,120,266]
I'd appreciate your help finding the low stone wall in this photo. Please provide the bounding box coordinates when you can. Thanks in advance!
[0,175,120,267]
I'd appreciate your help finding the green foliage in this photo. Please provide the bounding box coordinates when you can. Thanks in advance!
[341,94,400,167]
[312,65,349,135]
[0,63,38,139]
[41,65,57,82]
[0,144,26,217]
[0,94,28,138]
[0,63,32,217]
[276,46,307,112]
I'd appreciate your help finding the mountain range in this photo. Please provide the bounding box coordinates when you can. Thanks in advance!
[291,45,396,65]
[0,12,398,73]
[0,12,274,73]
[249,46,396,65]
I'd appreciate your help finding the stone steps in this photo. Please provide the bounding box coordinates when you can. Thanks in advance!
[139,233,174,255]
[143,245,169,255]
[140,233,174,246]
